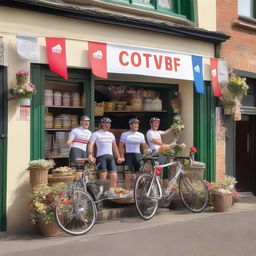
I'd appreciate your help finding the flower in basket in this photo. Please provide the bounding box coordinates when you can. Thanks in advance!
[170,115,185,134]
[189,146,197,162]
[29,159,55,169]
[228,75,249,97]
[29,184,69,224]
[10,70,36,99]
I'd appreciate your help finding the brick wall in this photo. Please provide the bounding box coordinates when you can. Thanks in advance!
[215,107,226,182]
[217,0,256,73]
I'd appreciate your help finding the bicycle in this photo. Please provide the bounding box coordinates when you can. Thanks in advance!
[55,159,104,236]
[134,154,209,220]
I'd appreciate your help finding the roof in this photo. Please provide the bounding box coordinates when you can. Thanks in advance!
[0,0,230,44]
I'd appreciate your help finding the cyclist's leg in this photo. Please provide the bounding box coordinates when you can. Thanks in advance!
[158,154,168,188]
[107,155,117,189]
[124,153,133,190]
[70,147,84,180]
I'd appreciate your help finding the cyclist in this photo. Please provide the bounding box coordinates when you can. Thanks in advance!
[67,115,92,180]
[88,117,124,197]
[119,118,149,190]
[146,117,176,187]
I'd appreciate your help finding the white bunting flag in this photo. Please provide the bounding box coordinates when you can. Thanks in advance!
[16,35,38,62]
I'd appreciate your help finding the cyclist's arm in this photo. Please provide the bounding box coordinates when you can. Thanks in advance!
[113,142,123,163]
[150,138,163,146]
[87,141,95,161]
[141,142,149,151]
[118,141,125,159]
[162,128,173,136]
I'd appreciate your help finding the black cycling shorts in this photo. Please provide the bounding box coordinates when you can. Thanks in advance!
[69,147,87,170]
[124,153,142,173]
[96,154,117,173]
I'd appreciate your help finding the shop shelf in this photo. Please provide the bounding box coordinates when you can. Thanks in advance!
[45,105,84,109]
[104,110,167,113]
[45,128,71,131]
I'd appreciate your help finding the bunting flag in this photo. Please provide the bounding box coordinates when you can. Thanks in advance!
[191,55,204,94]
[88,41,107,79]
[16,35,38,62]
[218,59,229,85]
[45,37,68,80]
[210,58,222,97]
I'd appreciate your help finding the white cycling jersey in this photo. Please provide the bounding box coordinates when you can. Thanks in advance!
[120,131,146,153]
[146,129,164,151]
[89,129,116,157]
[68,126,92,152]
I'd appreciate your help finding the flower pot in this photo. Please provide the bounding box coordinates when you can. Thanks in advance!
[36,221,63,237]
[48,174,74,187]
[20,98,31,106]
[224,105,233,115]
[212,192,232,212]
[28,167,49,187]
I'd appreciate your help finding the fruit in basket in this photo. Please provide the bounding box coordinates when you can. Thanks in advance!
[52,166,74,176]
[114,187,129,195]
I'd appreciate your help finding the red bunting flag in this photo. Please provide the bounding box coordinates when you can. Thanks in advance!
[210,58,222,97]
[88,41,107,79]
[45,37,68,80]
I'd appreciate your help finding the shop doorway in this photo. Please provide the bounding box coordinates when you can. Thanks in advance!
[0,66,7,231]
[235,115,256,193]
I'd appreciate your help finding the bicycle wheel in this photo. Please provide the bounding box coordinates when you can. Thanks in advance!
[56,190,97,235]
[134,173,159,220]
[179,172,208,213]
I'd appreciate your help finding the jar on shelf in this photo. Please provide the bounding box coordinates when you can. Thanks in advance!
[152,97,162,111]
[62,115,72,129]
[143,97,153,111]
[45,113,54,129]
[54,91,62,106]
[63,92,71,106]
[131,97,142,111]
[71,92,80,107]
[54,116,62,129]
[45,89,53,106]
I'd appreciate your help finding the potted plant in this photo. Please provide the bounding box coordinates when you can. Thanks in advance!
[220,91,236,115]
[228,75,249,99]
[28,159,55,187]
[209,175,238,212]
[29,184,69,236]
[10,70,36,105]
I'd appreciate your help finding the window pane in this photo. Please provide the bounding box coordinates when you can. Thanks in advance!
[238,0,253,17]
[136,0,151,3]
[158,0,173,9]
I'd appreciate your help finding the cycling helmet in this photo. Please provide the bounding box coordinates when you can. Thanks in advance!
[129,118,140,124]
[150,117,160,123]
[80,115,90,121]
[100,117,112,123]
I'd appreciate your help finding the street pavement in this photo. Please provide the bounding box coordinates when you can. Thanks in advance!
[1,196,256,256]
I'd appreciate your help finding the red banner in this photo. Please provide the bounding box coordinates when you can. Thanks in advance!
[46,37,68,80]
[210,58,221,97]
[88,41,107,79]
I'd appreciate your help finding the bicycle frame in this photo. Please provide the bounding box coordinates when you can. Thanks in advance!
[145,159,185,201]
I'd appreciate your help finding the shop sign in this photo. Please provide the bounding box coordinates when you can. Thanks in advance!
[89,42,194,80]
[107,44,194,80]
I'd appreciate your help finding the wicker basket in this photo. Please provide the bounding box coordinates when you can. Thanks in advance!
[37,221,63,237]
[212,192,232,212]
[28,167,49,187]
[95,102,104,116]
[48,174,74,186]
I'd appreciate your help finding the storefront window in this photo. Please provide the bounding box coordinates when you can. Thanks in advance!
[158,0,173,9]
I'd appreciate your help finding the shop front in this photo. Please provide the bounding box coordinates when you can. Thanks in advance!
[0,3,229,232]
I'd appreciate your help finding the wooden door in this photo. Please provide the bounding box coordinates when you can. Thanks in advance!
[236,119,252,191]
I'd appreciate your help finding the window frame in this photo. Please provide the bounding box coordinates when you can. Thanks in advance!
[238,0,256,19]
[100,0,195,21]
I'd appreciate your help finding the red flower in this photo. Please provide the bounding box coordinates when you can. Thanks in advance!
[190,147,197,153]
[62,200,71,205]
